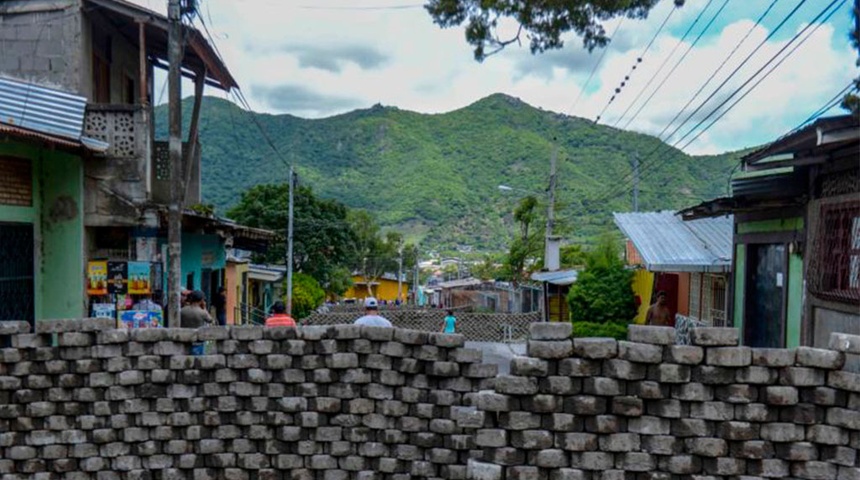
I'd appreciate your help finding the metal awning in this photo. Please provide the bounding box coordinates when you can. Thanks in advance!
[743,115,859,168]
[531,269,578,286]
[249,265,284,283]
[614,211,733,273]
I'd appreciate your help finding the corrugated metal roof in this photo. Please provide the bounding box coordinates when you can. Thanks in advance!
[531,269,578,286]
[0,76,86,139]
[437,278,483,289]
[0,76,108,152]
[614,211,733,273]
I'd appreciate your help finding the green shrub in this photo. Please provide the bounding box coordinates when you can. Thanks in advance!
[288,273,325,320]
[572,321,628,340]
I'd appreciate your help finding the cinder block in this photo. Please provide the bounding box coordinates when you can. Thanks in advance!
[796,346,845,370]
[627,325,676,345]
[528,340,573,359]
[530,322,572,341]
[573,338,618,359]
[690,328,738,347]
[829,333,860,354]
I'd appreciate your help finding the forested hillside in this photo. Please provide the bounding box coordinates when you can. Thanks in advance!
[156,94,742,251]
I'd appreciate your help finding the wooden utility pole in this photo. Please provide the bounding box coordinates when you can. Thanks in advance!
[167,0,183,327]
[631,153,640,212]
[543,142,558,269]
[396,241,404,303]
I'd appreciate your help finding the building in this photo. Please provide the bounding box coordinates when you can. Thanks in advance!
[531,270,578,322]
[0,0,272,325]
[345,273,409,304]
[0,79,108,323]
[681,115,859,349]
[614,211,733,327]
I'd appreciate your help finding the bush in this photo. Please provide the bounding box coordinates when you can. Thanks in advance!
[289,273,326,320]
[572,321,628,340]
[567,233,637,324]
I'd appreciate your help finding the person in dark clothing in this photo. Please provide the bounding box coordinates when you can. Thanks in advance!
[212,286,227,326]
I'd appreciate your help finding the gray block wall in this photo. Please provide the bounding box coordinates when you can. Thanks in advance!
[0,319,857,480]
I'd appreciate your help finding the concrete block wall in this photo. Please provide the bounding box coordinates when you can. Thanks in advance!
[469,324,860,480]
[0,2,84,94]
[0,319,496,479]
[0,319,858,479]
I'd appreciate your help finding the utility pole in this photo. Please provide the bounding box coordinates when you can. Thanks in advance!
[396,241,404,304]
[166,0,183,327]
[543,142,558,270]
[286,167,296,315]
[631,153,640,212]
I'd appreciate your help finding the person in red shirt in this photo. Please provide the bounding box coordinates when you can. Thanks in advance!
[264,301,296,327]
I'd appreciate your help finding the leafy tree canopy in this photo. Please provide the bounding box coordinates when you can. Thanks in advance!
[425,0,685,61]
[567,233,637,324]
[289,273,326,320]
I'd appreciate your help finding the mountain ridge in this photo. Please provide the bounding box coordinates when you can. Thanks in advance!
[156,93,743,252]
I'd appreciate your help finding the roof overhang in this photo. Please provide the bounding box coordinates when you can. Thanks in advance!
[531,269,579,286]
[84,0,237,91]
[743,115,859,168]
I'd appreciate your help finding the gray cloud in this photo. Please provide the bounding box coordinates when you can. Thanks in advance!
[278,44,390,73]
[512,31,636,81]
[253,84,364,116]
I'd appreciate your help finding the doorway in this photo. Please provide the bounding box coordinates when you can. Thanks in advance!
[0,223,34,324]
[745,243,786,348]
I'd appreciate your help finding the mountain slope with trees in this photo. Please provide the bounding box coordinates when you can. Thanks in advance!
[157,93,743,252]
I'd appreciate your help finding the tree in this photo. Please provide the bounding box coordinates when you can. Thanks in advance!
[347,210,399,297]
[471,254,501,280]
[561,244,587,269]
[289,273,325,320]
[567,233,637,324]
[425,0,684,61]
[502,195,543,285]
[226,183,357,296]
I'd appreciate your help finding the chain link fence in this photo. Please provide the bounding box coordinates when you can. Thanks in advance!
[302,310,542,342]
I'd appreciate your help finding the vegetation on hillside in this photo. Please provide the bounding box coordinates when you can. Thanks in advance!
[156,93,742,253]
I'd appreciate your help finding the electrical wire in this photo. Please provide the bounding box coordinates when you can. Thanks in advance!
[588,0,817,204]
[612,0,717,127]
[594,5,676,123]
[569,17,624,115]
[621,0,730,130]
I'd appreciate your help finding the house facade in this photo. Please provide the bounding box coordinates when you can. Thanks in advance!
[681,115,859,350]
[615,211,733,328]
[345,273,409,304]
[0,0,272,324]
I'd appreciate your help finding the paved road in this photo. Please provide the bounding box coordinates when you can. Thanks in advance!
[465,341,526,375]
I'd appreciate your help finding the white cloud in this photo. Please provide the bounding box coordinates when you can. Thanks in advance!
[138,0,858,154]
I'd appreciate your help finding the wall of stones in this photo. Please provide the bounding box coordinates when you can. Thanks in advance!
[469,324,860,480]
[0,319,858,480]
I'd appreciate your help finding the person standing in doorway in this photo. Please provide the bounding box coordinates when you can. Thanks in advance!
[646,291,673,327]
[441,309,457,334]
[212,286,227,326]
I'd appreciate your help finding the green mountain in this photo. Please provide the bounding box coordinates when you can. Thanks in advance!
[156,94,742,252]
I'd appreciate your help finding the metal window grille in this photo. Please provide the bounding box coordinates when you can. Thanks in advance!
[710,275,727,327]
[808,201,860,304]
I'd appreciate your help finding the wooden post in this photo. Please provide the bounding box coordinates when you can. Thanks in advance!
[138,21,147,105]
[167,0,183,327]
[183,70,205,204]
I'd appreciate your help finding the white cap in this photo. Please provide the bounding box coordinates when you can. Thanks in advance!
[364,297,379,309]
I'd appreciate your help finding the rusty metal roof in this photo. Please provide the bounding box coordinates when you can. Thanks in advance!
[614,211,733,273]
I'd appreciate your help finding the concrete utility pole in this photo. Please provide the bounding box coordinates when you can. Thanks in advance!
[286,167,296,315]
[166,0,183,327]
[396,241,403,303]
[543,142,558,270]
[631,153,640,212]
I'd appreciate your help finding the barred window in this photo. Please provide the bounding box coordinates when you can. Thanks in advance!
[809,201,860,304]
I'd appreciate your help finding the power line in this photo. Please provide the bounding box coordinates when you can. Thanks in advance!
[651,0,780,145]
[569,17,624,115]
[592,0,843,208]
[589,0,814,202]
[594,5,676,123]
[621,0,730,130]
[612,0,717,128]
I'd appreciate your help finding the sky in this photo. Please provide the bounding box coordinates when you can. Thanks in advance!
[136,0,858,155]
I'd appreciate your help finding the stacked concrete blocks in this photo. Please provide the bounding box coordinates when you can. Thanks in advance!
[469,323,860,480]
[0,320,496,479]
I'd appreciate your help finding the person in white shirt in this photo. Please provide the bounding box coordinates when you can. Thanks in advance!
[354,297,393,327]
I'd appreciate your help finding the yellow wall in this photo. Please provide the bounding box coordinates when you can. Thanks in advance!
[632,269,655,325]
[225,261,249,325]
[345,276,408,303]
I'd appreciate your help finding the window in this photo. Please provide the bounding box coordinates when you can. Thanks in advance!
[809,201,860,304]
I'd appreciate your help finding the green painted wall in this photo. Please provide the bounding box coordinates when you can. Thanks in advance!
[737,217,803,235]
[0,141,85,320]
[734,244,746,343]
[786,253,803,348]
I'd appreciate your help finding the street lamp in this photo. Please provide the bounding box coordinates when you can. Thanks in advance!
[498,184,540,195]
